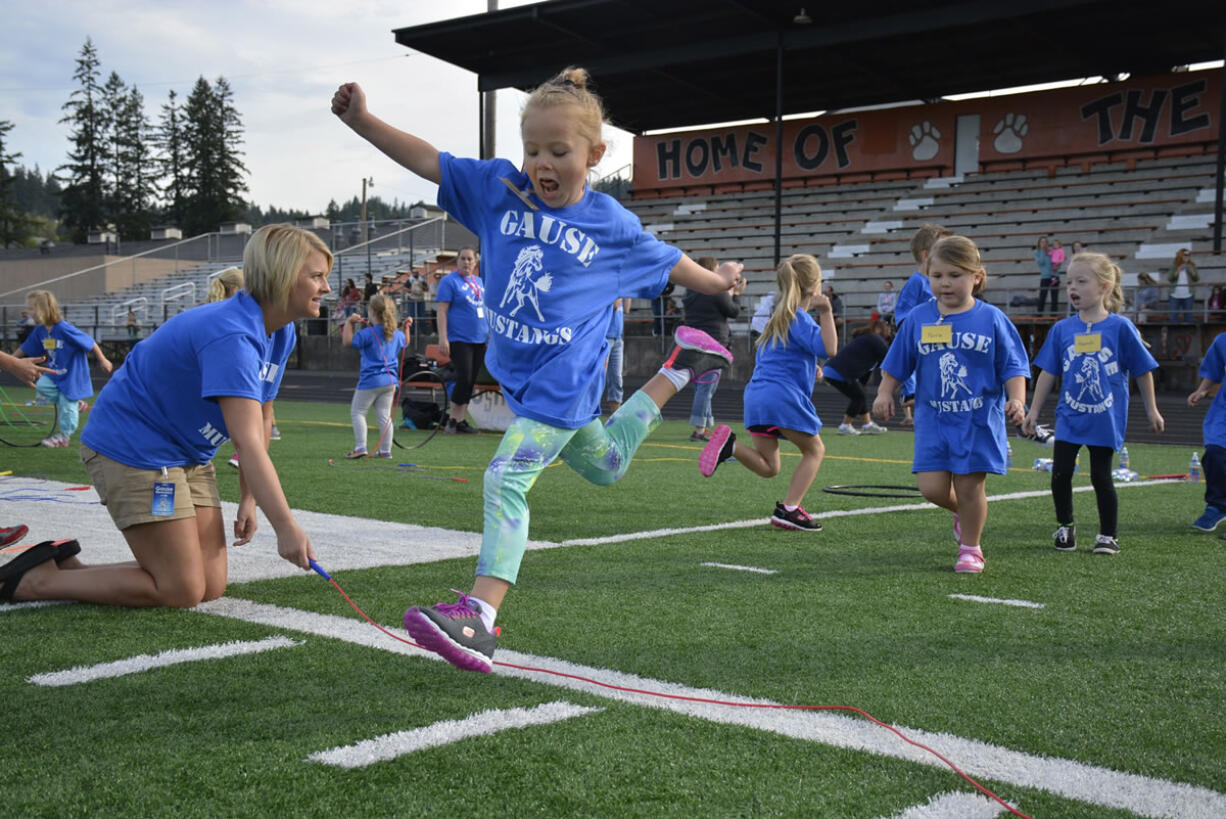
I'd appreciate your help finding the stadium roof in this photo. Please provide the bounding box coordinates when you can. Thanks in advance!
[393,0,1226,135]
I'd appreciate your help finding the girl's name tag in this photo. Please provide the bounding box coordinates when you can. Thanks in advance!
[921,323,952,344]
[1074,333,1102,354]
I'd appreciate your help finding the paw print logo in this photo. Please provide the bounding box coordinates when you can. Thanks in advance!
[908,121,941,161]
[992,113,1029,154]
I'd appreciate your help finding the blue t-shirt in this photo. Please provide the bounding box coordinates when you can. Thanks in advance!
[1198,332,1226,448]
[1033,313,1158,451]
[352,325,407,390]
[437,153,680,428]
[743,311,829,436]
[81,292,295,469]
[436,271,489,344]
[892,271,933,326]
[882,300,1030,475]
[21,321,96,401]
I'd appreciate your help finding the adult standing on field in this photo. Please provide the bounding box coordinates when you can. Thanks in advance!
[1035,236,1060,314]
[436,246,489,434]
[681,256,744,441]
[0,224,327,607]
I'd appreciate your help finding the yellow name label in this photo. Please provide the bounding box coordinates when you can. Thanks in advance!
[42,338,58,351]
[921,323,953,344]
[1074,333,1101,354]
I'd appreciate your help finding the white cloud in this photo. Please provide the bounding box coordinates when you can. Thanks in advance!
[0,0,633,218]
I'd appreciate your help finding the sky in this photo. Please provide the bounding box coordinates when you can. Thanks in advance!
[0,0,635,215]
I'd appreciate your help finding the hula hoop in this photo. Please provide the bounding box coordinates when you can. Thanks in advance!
[823,484,924,498]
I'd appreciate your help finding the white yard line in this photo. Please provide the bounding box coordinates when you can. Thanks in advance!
[307,701,602,769]
[197,597,1226,819]
[948,594,1045,610]
[880,790,1012,819]
[28,635,302,687]
[700,561,778,575]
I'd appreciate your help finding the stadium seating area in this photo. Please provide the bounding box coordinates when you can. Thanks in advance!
[624,155,1226,329]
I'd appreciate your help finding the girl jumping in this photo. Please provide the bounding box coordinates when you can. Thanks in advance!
[18,289,112,448]
[1023,252,1164,554]
[699,254,837,531]
[342,293,409,459]
[872,236,1030,573]
[333,66,741,673]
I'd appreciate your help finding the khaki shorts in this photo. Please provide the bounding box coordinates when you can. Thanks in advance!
[80,445,221,530]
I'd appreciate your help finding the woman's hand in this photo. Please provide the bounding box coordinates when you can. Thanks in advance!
[276,522,316,570]
[233,496,258,546]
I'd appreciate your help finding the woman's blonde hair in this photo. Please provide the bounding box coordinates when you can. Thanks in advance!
[758,254,822,350]
[26,290,63,326]
[207,267,244,302]
[522,66,607,152]
[928,235,988,297]
[1069,252,1124,313]
[242,224,333,307]
[368,293,398,342]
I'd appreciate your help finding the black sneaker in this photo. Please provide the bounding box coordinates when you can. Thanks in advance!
[403,592,497,673]
[770,502,822,531]
[1092,535,1121,555]
[664,326,733,385]
[453,419,478,435]
[1053,524,1076,551]
[689,431,710,442]
[1020,423,1055,446]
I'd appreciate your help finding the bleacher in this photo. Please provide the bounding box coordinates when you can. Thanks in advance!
[626,155,1226,328]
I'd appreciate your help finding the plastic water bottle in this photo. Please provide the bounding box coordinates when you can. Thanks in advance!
[1189,452,1202,483]
[1006,441,1013,469]
[1119,446,1130,471]
[1074,453,1081,476]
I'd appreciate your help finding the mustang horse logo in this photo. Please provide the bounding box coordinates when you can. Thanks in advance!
[500,245,553,322]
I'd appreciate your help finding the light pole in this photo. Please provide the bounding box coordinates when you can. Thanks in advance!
[360,176,374,277]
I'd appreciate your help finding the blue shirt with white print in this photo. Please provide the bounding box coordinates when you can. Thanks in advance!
[1033,313,1157,451]
[353,325,407,390]
[436,271,489,344]
[82,292,295,469]
[882,299,1029,475]
[1199,332,1226,449]
[438,152,680,428]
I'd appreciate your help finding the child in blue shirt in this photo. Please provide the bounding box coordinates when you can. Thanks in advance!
[1188,332,1226,532]
[334,66,742,673]
[436,246,489,434]
[1023,252,1163,554]
[873,236,1029,573]
[343,293,408,458]
[3,225,329,608]
[18,289,112,448]
[699,254,838,531]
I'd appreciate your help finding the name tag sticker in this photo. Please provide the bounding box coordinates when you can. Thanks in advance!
[152,480,176,517]
[921,323,952,344]
[1074,333,1102,354]
[476,307,484,319]
[43,338,58,350]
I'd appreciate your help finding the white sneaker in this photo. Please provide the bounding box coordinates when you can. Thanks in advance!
[859,421,887,435]
[837,423,860,436]
[269,425,281,441]
[228,453,240,469]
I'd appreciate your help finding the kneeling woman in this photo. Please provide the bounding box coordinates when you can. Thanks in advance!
[1,224,328,607]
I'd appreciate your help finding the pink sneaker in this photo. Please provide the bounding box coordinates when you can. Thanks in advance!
[664,326,733,385]
[954,547,984,573]
[700,425,736,477]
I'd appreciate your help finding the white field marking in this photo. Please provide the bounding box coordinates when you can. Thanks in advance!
[700,561,778,575]
[197,597,1226,819]
[948,594,1045,610]
[307,701,602,769]
[0,600,71,613]
[563,480,1179,547]
[28,635,302,687]
[881,790,1010,819]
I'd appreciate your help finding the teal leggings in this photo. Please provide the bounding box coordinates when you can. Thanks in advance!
[477,390,661,584]
[36,375,81,438]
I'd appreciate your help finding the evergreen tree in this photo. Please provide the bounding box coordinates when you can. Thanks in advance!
[181,76,248,234]
[0,119,32,247]
[58,38,110,243]
[111,85,157,239]
[155,89,187,228]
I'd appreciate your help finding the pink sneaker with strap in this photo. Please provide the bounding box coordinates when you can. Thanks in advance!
[954,546,984,573]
